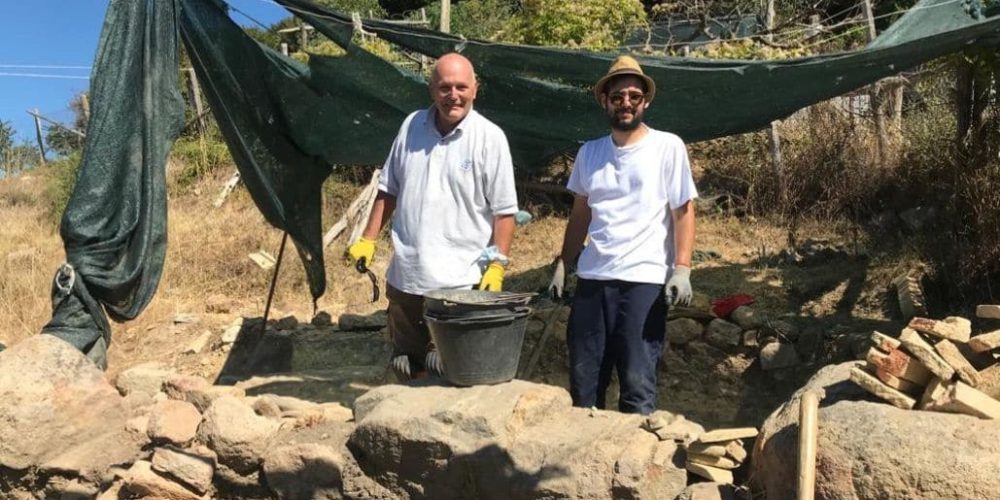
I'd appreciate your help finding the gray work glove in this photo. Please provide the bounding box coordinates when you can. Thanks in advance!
[390,354,411,382]
[665,265,692,306]
[425,350,444,377]
[548,257,566,299]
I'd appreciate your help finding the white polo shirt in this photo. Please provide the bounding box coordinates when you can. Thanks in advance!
[567,128,697,285]
[380,107,519,295]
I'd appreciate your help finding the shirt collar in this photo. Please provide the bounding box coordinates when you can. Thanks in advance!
[424,105,476,138]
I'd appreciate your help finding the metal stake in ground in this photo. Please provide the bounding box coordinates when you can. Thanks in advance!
[261,232,289,337]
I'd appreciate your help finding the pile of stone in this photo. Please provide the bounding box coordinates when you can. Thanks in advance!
[668,298,815,373]
[1,334,713,499]
[682,427,756,485]
[849,305,1000,418]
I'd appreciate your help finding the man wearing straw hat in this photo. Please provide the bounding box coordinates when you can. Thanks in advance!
[549,55,698,414]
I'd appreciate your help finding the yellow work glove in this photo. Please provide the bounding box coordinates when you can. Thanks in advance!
[478,262,505,292]
[345,237,376,271]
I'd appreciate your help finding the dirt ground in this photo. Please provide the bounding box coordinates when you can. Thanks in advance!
[0,168,915,430]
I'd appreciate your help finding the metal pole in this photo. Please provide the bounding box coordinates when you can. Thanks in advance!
[261,232,289,337]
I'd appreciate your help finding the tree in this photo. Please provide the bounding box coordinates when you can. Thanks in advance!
[0,120,13,176]
[502,0,647,51]
[44,93,88,157]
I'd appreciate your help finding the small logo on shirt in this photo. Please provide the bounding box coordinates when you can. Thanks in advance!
[458,159,474,171]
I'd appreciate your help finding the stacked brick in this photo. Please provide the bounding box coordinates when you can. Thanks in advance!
[682,427,756,485]
[850,306,1000,419]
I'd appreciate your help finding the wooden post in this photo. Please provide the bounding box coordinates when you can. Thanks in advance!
[797,390,823,500]
[861,0,877,40]
[420,8,429,70]
[769,121,785,208]
[440,0,451,33]
[32,108,46,165]
[186,68,207,137]
[765,0,776,43]
[81,93,91,123]
[280,42,289,56]
[764,0,784,208]
[299,21,308,50]
[862,0,887,164]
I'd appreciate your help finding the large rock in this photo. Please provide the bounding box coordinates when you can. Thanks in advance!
[151,445,216,495]
[350,380,688,499]
[114,362,173,397]
[122,460,202,500]
[667,318,704,345]
[0,336,130,471]
[197,395,281,474]
[705,319,742,350]
[753,361,1000,499]
[262,443,345,500]
[147,399,201,446]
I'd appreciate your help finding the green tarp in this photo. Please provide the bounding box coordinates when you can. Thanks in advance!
[41,0,184,368]
[42,0,1000,365]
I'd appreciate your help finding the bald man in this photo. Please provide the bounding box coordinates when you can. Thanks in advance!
[346,53,519,380]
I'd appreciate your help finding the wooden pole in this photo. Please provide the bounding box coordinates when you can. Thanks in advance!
[797,390,823,500]
[765,0,776,43]
[32,108,46,165]
[186,68,207,137]
[440,0,451,33]
[80,93,91,123]
[862,0,886,164]
[764,0,784,208]
[299,22,308,50]
[861,0,877,40]
[420,8,429,71]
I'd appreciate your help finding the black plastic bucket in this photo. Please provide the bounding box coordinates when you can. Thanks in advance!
[425,306,531,386]
[424,289,533,319]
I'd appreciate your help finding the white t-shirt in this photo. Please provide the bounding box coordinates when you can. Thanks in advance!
[380,107,519,295]
[566,128,697,285]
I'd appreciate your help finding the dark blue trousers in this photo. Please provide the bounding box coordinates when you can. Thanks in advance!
[567,278,666,415]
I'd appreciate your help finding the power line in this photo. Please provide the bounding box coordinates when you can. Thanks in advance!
[0,72,89,80]
[0,64,91,70]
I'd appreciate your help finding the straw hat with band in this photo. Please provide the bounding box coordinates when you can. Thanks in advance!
[593,55,656,105]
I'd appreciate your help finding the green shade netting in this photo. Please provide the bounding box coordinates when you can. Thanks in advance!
[42,0,1000,365]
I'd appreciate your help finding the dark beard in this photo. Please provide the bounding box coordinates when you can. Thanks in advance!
[608,109,643,131]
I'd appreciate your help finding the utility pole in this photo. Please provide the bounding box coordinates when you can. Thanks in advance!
[32,108,46,166]
[440,0,451,33]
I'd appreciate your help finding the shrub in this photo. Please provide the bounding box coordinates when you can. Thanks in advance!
[169,137,233,192]
[42,152,83,223]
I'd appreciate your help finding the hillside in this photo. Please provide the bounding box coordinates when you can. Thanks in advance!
[0,157,917,429]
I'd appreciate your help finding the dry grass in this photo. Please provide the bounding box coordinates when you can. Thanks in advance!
[1,152,910,378]
[0,174,64,346]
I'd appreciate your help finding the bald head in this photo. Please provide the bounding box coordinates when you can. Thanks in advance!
[431,53,477,84]
[429,53,478,134]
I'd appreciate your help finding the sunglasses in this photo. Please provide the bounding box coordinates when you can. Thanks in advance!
[608,91,645,106]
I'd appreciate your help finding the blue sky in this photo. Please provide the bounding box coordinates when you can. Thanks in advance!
[0,0,291,143]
